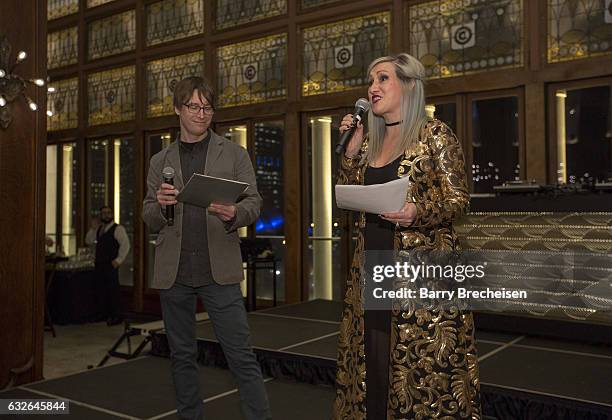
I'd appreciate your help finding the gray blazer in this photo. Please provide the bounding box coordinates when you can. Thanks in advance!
[142,130,262,289]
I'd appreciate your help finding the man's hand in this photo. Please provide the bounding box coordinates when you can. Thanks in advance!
[156,183,178,207]
[208,203,237,222]
[111,260,120,269]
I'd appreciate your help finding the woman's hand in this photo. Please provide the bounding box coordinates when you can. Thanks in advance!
[380,202,417,227]
[339,113,365,158]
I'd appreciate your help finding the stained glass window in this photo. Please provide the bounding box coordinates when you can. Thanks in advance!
[301,0,339,9]
[48,0,78,20]
[302,12,390,96]
[216,0,287,30]
[88,66,136,126]
[87,0,116,7]
[146,0,205,46]
[48,77,79,131]
[409,0,523,79]
[88,10,136,60]
[217,33,287,107]
[48,27,78,70]
[146,51,205,117]
[548,0,612,63]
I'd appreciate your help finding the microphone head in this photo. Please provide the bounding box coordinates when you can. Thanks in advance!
[162,166,175,179]
[355,98,370,112]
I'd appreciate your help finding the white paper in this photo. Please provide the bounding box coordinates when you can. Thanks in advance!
[177,173,248,208]
[335,176,412,214]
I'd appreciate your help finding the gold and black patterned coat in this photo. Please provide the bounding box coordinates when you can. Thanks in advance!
[332,119,481,420]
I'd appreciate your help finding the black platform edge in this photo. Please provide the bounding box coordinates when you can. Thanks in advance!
[151,333,336,386]
[152,333,612,420]
[474,312,612,345]
[481,383,612,420]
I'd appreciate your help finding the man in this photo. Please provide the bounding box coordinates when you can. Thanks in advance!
[94,206,130,326]
[142,76,270,420]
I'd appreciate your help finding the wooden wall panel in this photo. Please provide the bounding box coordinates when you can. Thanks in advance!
[0,0,46,387]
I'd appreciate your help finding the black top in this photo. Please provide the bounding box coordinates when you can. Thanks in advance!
[363,155,402,252]
[95,223,119,266]
[176,135,213,287]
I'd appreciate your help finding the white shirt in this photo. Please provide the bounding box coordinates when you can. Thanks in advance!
[86,222,131,266]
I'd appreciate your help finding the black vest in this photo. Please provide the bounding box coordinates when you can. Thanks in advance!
[96,223,119,265]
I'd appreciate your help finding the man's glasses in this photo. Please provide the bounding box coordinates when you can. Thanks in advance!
[183,103,214,115]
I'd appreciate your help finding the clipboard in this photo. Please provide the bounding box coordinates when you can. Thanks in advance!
[176,173,249,208]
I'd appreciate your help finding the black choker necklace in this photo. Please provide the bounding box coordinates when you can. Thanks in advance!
[385,120,402,126]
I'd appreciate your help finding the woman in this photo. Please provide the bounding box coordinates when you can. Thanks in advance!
[333,53,481,419]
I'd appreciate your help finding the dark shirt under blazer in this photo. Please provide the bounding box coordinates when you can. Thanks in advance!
[176,138,213,287]
[142,130,262,289]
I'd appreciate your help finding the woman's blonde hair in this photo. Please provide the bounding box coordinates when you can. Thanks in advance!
[366,53,431,162]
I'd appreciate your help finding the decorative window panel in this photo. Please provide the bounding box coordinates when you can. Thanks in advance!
[88,10,136,60]
[88,66,136,126]
[146,51,205,117]
[48,27,78,69]
[548,0,612,63]
[146,0,205,46]
[216,0,287,30]
[47,77,79,131]
[409,0,523,79]
[87,0,116,7]
[217,33,287,108]
[48,0,78,20]
[302,12,390,96]
[301,0,339,9]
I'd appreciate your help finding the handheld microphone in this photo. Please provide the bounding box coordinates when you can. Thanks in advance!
[335,98,370,156]
[162,166,175,226]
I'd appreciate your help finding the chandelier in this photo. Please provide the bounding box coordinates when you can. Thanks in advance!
[0,34,52,130]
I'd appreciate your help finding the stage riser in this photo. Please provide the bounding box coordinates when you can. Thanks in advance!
[151,333,612,420]
[151,334,337,386]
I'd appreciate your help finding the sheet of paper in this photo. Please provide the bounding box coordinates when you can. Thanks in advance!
[177,173,248,208]
[335,176,412,214]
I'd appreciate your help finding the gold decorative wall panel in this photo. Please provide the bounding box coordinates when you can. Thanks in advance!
[48,26,78,69]
[48,78,79,131]
[146,0,205,46]
[302,12,390,96]
[456,212,612,324]
[146,51,205,117]
[87,0,116,7]
[217,33,287,108]
[548,0,612,63]
[48,0,78,20]
[456,212,612,253]
[88,10,136,60]
[409,0,524,79]
[216,0,286,30]
[88,66,136,126]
